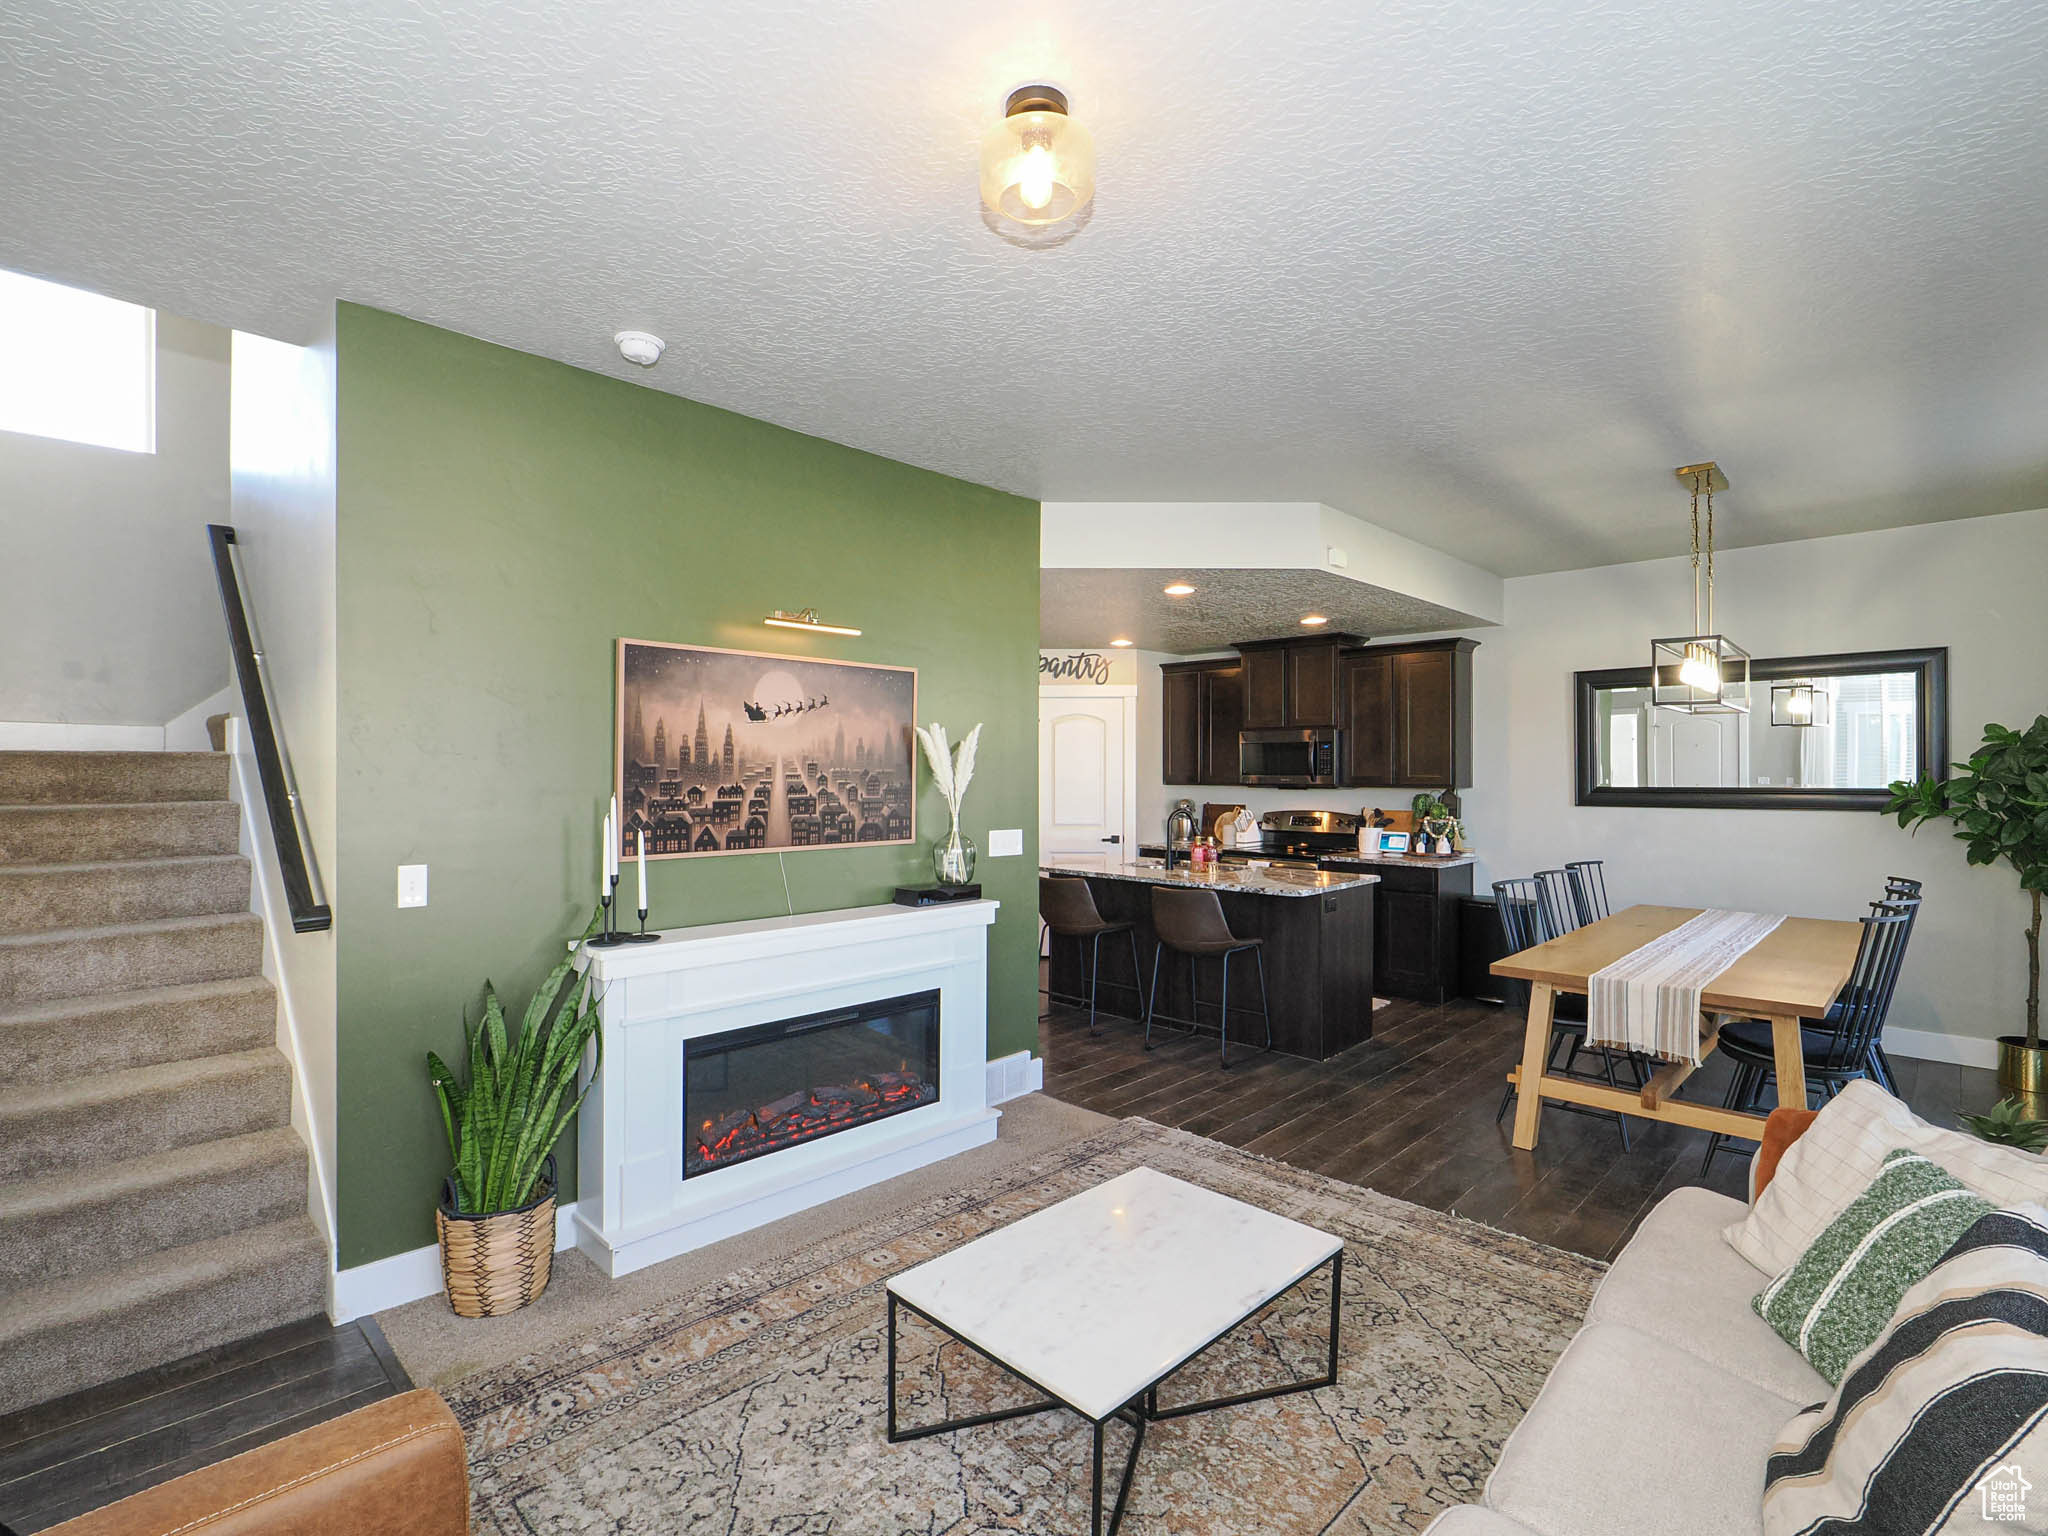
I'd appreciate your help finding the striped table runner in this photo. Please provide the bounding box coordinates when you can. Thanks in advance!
[1586,909,1786,1063]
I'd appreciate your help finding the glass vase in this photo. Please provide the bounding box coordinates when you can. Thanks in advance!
[932,819,977,885]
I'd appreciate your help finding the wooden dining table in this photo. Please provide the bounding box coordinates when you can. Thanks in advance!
[1490,904,1865,1151]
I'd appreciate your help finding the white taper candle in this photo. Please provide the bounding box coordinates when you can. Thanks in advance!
[637,828,647,912]
[601,811,612,896]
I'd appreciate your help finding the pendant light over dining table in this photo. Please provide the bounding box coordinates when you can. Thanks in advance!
[1651,462,1750,714]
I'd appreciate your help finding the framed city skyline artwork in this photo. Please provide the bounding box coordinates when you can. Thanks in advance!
[614,638,918,859]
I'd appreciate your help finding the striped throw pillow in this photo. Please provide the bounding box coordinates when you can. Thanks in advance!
[1754,1148,1993,1385]
[1762,1203,2048,1536]
[1726,1079,2048,1277]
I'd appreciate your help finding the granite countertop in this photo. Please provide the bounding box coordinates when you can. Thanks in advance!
[1319,851,1479,870]
[1135,841,1478,872]
[1040,858,1379,898]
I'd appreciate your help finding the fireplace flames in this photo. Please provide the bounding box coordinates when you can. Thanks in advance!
[688,1069,935,1175]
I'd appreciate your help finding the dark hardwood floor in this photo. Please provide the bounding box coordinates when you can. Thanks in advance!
[0,1316,411,1534]
[1039,980,2004,1263]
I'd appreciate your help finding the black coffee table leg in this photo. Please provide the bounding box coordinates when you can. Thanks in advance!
[1092,1404,1147,1536]
[886,1290,1062,1444]
[886,1268,1335,1536]
[1144,1249,1344,1420]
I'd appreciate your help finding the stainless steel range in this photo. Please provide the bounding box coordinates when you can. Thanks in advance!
[1246,809,1368,864]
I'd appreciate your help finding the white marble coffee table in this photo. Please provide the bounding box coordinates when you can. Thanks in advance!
[884,1166,1344,1536]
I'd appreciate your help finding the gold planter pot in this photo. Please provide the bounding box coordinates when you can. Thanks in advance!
[1997,1035,2048,1105]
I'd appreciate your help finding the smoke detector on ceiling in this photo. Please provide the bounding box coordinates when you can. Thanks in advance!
[613,330,665,367]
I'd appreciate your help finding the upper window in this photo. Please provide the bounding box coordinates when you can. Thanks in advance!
[0,268,155,453]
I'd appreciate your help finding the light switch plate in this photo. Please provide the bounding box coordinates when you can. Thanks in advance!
[988,828,1024,857]
[397,864,429,907]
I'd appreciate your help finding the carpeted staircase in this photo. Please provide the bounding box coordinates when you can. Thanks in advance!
[0,749,326,1417]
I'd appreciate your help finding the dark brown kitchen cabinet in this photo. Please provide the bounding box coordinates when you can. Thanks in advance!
[1289,642,1340,726]
[1338,637,1477,788]
[1201,665,1244,784]
[1319,855,1474,1004]
[1240,647,1288,728]
[1236,636,1353,729]
[1394,645,1466,785]
[1339,650,1394,786]
[1162,666,1202,784]
[1160,659,1243,785]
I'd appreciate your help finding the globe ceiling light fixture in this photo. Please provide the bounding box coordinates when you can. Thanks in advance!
[1651,462,1750,714]
[979,85,1096,232]
[1163,582,1196,597]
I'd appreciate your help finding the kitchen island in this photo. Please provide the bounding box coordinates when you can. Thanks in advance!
[1134,843,1477,1005]
[1040,859,1380,1060]
[1318,853,1475,1005]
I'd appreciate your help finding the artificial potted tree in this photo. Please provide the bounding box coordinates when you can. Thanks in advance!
[1886,714,2048,1100]
[427,913,602,1317]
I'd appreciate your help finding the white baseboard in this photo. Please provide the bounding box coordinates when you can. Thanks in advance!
[985,1049,1044,1105]
[0,720,167,750]
[334,1054,1043,1319]
[1885,1027,2001,1070]
[331,1201,581,1323]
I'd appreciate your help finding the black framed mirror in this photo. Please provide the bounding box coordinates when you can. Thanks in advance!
[1574,648,1948,810]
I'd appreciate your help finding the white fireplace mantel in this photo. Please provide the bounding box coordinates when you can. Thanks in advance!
[574,899,1001,1277]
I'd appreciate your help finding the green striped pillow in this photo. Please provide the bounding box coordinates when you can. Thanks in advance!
[1753,1147,1993,1385]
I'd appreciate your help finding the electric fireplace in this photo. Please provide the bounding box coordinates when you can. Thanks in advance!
[683,988,941,1178]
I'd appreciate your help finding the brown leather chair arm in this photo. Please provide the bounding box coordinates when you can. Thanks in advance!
[42,1389,467,1536]
[1750,1107,1821,1202]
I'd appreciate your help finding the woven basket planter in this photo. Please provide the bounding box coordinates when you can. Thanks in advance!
[436,1156,555,1318]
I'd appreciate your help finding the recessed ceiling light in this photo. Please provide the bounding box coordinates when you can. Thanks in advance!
[1300,614,1329,626]
[614,330,665,367]
[1109,638,1133,648]
[1163,582,1196,597]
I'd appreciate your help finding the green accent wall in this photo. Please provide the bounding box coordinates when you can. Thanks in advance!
[331,304,1040,1269]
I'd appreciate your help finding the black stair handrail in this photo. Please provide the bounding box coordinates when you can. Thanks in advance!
[207,524,332,933]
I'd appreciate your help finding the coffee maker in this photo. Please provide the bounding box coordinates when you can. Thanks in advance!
[1164,798,1198,867]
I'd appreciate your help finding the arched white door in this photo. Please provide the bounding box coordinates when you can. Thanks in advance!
[1037,688,1135,865]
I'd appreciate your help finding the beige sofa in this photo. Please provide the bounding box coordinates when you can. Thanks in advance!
[1427,1110,1826,1536]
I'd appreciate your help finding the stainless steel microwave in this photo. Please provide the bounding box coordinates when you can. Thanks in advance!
[1238,728,1342,787]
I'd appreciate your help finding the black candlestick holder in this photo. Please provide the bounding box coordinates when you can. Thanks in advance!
[587,874,628,947]
[622,906,660,943]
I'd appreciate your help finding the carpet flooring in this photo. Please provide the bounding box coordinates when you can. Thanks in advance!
[442,1116,1602,1535]
[378,1093,1114,1390]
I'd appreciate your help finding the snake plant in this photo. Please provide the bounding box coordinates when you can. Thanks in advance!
[428,906,604,1214]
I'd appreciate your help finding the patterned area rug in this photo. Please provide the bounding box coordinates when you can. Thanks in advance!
[447,1119,1602,1534]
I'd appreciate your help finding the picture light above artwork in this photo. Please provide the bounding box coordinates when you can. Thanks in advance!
[763,607,862,637]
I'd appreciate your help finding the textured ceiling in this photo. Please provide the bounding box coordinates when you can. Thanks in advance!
[5,0,2047,574]
[1039,568,1483,654]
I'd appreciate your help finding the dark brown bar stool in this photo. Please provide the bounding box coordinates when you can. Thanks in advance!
[1039,876,1145,1036]
[1145,886,1271,1069]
